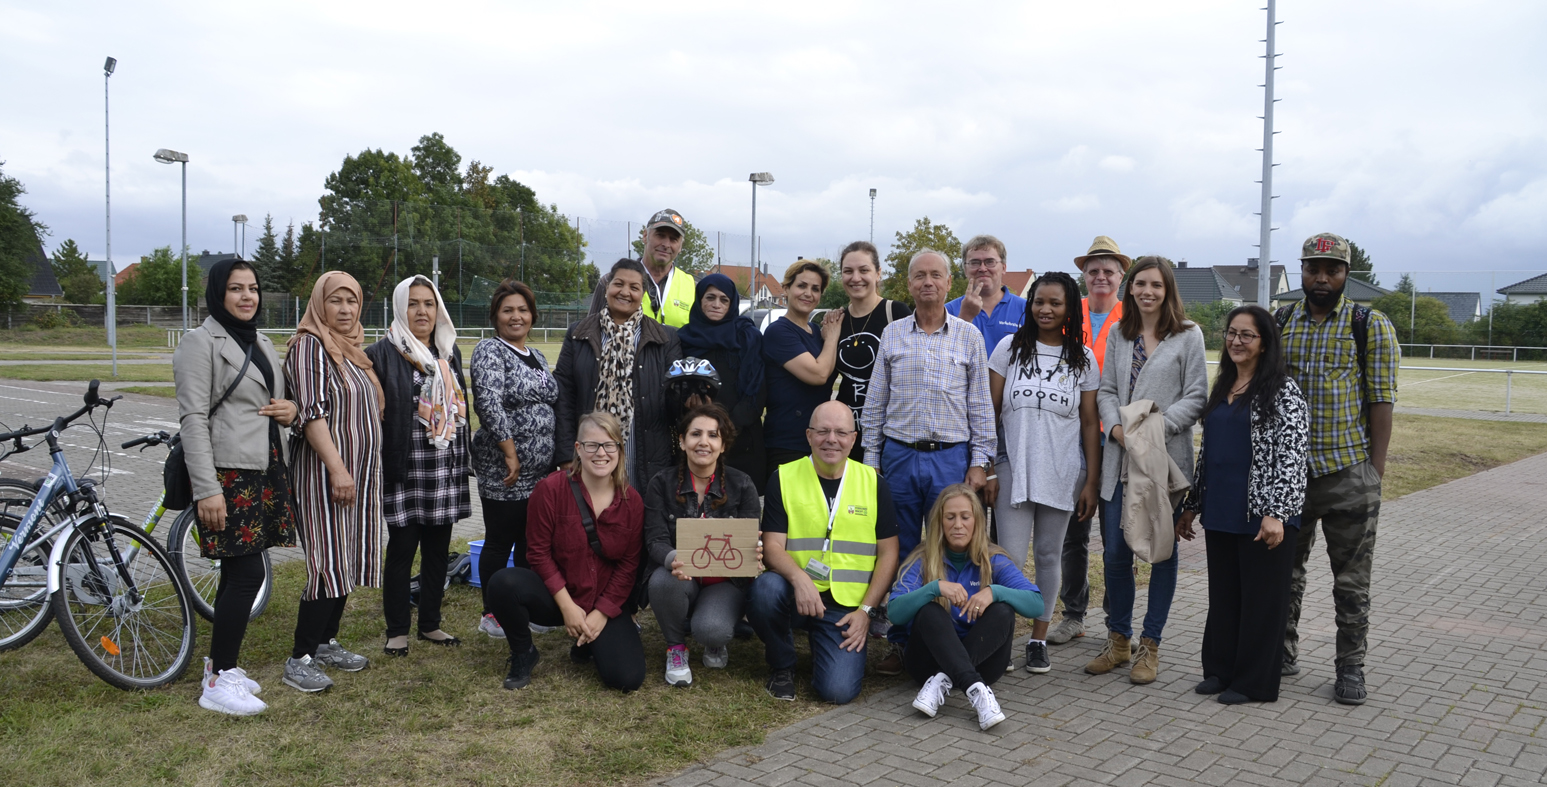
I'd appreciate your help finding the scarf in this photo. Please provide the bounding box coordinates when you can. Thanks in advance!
[677,273,764,399]
[387,276,466,449]
[290,271,384,414]
[593,309,644,437]
[205,258,274,396]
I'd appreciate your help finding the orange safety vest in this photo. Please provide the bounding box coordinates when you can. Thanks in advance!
[1082,297,1123,372]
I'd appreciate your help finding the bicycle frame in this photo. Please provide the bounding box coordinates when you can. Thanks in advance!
[0,448,79,586]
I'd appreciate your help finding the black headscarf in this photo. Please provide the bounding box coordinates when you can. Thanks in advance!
[677,273,764,398]
[205,258,275,396]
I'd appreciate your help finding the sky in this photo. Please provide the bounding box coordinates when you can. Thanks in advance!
[2,1,1544,299]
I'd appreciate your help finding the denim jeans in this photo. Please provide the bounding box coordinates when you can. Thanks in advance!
[747,572,868,704]
[1101,480,1180,644]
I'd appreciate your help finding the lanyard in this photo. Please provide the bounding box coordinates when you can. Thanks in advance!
[648,267,674,321]
[816,459,847,556]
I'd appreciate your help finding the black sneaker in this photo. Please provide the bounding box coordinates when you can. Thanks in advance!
[1281,658,1301,676]
[503,645,541,690]
[765,669,796,701]
[1334,664,1367,705]
[570,644,593,665]
[1024,640,1051,673]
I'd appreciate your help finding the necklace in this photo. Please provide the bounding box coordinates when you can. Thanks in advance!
[847,300,884,339]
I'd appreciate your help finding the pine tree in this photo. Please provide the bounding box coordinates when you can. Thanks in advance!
[276,220,298,293]
[51,239,104,304]
[252,214,280,289]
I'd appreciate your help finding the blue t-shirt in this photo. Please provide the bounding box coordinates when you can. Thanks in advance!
[1089,310,1111,344]
[946,287,1027,354]
[762,316,831,451]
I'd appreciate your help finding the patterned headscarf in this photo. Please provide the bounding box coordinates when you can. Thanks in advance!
[291,271,384,412]
[387,275,466,448]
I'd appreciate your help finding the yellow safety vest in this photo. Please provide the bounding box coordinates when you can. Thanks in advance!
[641,266,695,329]
[778,458,880,607]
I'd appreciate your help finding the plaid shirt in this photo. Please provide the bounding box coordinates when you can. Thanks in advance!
[383,364,473,528]
[1280,295,1400,477]
[861,313,995,468]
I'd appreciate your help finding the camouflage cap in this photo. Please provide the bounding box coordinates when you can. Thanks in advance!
[645,208,686,237]
[1300,232,1351,264]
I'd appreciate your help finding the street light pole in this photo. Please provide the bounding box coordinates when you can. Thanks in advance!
[155,149,190,331]
[104,57,117,378]
[749,172,774,306]
[232,215,248,259]
[869,188,877,246]
[1255,0,1281,309]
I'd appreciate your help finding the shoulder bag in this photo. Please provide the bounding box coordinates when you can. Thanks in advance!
[163,342,254,510]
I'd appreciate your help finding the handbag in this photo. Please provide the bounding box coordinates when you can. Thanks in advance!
[163,343,254,510]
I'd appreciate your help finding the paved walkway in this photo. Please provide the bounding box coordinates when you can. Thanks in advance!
[657,452,1547,787]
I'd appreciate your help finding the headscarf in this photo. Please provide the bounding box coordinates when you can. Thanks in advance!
[676,273,764,398]
[205,258,274,396]
[593,308,645,437]
[387,275,467,449]
[290,271,384,413]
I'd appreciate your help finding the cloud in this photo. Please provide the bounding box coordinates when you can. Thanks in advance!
[1170,195,1257,241]
[1099,155,1136,173]
[1041,195,1101,213]
[1461,179,1547,245]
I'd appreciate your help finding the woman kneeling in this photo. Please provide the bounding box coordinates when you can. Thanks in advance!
[888,484,1043,730]
[486,412,645,692]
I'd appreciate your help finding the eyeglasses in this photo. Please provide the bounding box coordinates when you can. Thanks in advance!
[1225,330,1261,344]
[807,428,855,439]
[578,441,621,455]
[963,259,1001,270]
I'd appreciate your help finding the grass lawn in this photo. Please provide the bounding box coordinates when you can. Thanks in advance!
[117,385,177,398]
[2,409,1545,785]
[0,324,168,349]
[0,352,161,361]
[0,363,173,383]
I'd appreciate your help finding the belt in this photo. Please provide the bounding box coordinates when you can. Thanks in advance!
[887,436,963,452]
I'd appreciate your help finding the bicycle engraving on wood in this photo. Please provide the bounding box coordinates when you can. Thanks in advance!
[676,518,759,578]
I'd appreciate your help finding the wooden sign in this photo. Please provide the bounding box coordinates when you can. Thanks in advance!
[676,518,760,578]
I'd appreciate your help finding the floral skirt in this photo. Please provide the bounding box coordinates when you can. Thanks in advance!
[199,441,299,559]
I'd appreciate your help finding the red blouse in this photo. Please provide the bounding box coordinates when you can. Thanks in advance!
[525,470,643,618]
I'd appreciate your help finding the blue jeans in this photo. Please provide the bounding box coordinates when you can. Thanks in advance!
[747,572,867,704]
[881,439,969,559]
[1101,480,1180,644]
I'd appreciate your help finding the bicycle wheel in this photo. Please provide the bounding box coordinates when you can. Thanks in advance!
[51,516,195,690]
[166,508,272,623]
[0,479,60,651]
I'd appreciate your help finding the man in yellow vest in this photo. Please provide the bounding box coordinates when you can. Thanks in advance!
[1047,236,1131,647]
[587,208,696,328]
[750,400,901,704]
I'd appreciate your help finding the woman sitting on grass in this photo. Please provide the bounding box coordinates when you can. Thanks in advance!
[485,411,645,692]
[887,484,1043,731]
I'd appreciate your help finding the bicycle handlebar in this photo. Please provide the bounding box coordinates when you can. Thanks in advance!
[121,431,172,450]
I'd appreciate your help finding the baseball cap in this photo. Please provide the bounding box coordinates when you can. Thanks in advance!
[1300,232,1351,265]
[645,209,686,237]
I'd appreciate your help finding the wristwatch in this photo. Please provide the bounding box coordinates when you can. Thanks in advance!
[860,604,882,620]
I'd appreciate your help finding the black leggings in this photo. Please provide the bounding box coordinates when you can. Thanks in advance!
[479,496,531,614]
[1203,527,1300,701]
[209,552,266,672]
[903,601,1015,689]
[292,594,349,660]
[383,522,453,637]
[485,567,644,692]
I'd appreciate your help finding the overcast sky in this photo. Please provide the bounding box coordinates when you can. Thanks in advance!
[3,1,1543,296]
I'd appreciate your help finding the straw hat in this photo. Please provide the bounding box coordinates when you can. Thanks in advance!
[1072,236,1132,271]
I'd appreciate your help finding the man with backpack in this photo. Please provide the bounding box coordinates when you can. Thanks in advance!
[1277,232,1399,706]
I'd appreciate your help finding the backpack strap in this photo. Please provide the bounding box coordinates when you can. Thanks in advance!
[1274,304,1294,329]
[1350,304,1371,412]
[567,475,609,560]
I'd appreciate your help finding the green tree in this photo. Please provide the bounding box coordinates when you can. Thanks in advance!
[275,220,298,293]
[118,246,201,306]
[630,218,716,275]
[1348,241,1378,286]
[52,239,104,304]
[1465,301,1547,348]
[1371,291,1457,345]
[880,217,963,306]
[1395,273,1415,295]
[1186,300,1237,351]
[411,132,464,195]
[0,162,47,305]
[251,214,281,289]
[818,258,849,310]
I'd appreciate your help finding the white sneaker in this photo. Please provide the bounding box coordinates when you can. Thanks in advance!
[966,682,1006,731]
[911,671,953,718]
[665,645,693,687]
[702,645,729,669]
[479,614,506,639]
[223,666,262,695]
[199,659,267,716]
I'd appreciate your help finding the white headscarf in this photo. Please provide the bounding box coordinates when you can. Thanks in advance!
[387,275,466,448]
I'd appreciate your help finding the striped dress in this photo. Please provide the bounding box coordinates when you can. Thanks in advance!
[285,333,385,601]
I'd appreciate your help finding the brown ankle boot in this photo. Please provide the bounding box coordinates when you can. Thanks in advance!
[1084,631,1131,675]
[1130,636,1160,684]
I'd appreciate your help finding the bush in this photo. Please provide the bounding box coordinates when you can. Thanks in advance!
[32,309,80,330]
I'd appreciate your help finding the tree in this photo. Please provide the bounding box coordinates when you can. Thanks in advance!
[1186,300,1237,350]
[1348,241,1378,286]
[52,239,104,304]
[251,214,281,289]
[630,218,716,275]
[1371,291,1457,345]
[275,220,298,294]
[1395,273,1415,295]
[411,132,463,195]
[818,258,849,310]
[118,246,201,306]
[0,162,47,306]
[880,217,963,306]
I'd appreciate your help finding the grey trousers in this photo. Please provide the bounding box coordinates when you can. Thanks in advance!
[647,566,747,649]
[995,462,1083,623]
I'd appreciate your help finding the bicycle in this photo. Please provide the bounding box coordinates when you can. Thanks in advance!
[118,431,273,623]
[0,381,195,689]
[690,532,745,571]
